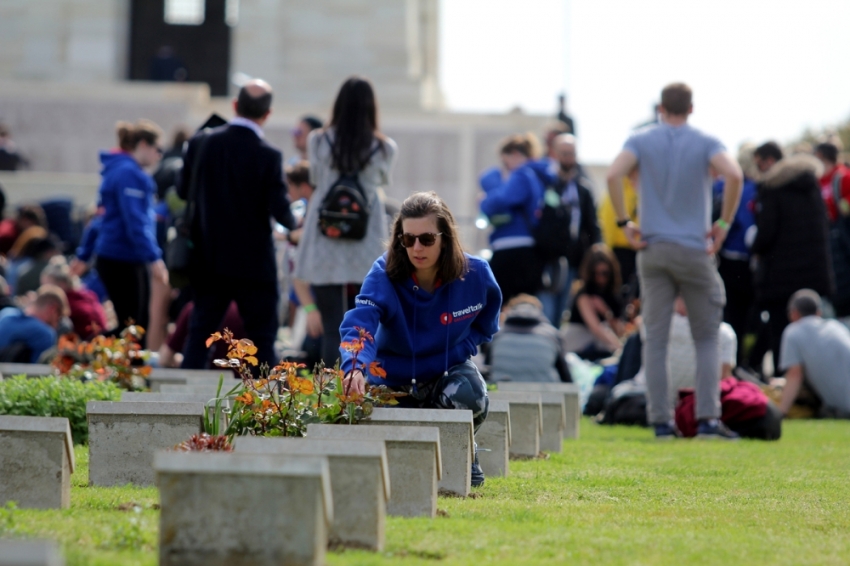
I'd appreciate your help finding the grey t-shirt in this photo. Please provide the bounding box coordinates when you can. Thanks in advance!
[623,123,725,250]
[780,316,850,413]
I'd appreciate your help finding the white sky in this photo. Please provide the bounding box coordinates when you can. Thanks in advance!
[440,0,850,163]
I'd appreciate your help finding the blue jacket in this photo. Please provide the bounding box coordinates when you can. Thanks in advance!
[75,215,102,263]
[0,307,57,363]
[479,161,547,246]
[339,254,502,388]
[714,177,757,259]
[94,152,161,263]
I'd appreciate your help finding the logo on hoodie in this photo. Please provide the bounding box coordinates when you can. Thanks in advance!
[440,303,483,325]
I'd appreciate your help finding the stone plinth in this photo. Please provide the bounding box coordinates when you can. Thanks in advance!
[121,392,222,404]
[236,437,389,550]
[496,382,580,439]
[0,416,74,509]
[366,408,473,496]
[486,392,542,457]
[0,539,65,566]
[539,397,566,452]
[154,451,332,566]
[148,369,229,392]
[475,400,510,477]
[306,424,441,517]
[158,384,227,396]
[87,402,203,486]
[0,363,53,378]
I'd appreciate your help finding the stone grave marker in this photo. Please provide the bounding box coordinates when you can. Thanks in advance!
[0,363,53,378]
[496,381,580,438]
[0,416,74,509]
[486,392,543,457]
[306,423,441,517]
[236,437,389,550]
[0,539,65,566]
[121,392,222,404]
[148,368,228,392]
[87,401,203,486]
[365,408,473,497]
[475,400,511,477]
[155,451,332,566]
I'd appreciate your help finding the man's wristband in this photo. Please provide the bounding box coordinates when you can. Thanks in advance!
[715,219,730,230]
[302,303,318,313]
[616,218,630,228]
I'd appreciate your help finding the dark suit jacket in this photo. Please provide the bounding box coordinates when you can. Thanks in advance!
[567,176,602,269]
[178,124,294,282]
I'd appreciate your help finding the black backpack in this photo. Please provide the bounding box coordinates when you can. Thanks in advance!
[533,181,573,261]
[318,134,381,241]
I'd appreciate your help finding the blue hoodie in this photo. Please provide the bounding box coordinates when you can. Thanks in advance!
[94,152,161,263]
[479,161,548,247]
[713,176,758,259]
[339,254,502,388]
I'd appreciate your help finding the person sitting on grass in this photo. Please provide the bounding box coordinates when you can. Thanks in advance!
[562,244,626,360]
[488,293,571,383]
[0,285,68,363]
[777,289,850,418]
[339,191,502,488]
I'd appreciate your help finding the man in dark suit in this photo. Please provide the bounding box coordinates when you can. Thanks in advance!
[178,79,295,368]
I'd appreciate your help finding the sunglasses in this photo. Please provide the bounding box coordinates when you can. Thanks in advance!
[399,232,442,248]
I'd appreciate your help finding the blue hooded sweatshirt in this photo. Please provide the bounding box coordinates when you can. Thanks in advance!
[94,152,161,263]
[479,161,548,248]
[339,254,502,388]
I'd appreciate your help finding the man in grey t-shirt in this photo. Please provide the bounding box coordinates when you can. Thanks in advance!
[779,289,850,416]
[606,83,743,439]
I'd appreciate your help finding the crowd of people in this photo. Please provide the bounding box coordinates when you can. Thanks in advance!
[0,77,848,483]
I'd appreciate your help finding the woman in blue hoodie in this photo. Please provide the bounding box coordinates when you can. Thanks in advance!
[479,133,546,302]
[90,120,166,337]
[340,191,501,486]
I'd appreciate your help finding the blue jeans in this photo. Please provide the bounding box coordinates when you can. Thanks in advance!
[393,360,490,433]
[538,263,578,327]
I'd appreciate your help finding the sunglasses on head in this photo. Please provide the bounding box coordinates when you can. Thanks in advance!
[399,232,442,248]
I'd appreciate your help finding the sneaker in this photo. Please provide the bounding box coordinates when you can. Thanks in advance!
[471,449,485,488]
[654,422,682,440]
[696,419,740,440]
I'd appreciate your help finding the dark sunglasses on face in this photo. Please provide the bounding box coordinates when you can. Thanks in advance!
[400,232,442,248]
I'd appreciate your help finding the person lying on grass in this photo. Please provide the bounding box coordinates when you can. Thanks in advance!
[340,191,502,487]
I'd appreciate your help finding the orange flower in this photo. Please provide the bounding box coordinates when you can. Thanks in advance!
[356,327,375,343]
[235,392,255,405]
[340,340,363,353]
[261,399,273,410]
[369,361,387,378]
[205,332,223,348]
[288,375,315,395]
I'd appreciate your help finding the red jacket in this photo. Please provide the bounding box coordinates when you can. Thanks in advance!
[675,377,767,437]
[66,288,107,339]
[819,164,850,222]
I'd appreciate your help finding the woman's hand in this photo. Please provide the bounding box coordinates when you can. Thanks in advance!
[69,258,88,277]
[343,369,366,396]
[305,309,323,338]
[151,259,169,285]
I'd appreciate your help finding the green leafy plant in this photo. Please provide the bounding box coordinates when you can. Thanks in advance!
[0,502,17,537]
[51,325,151,391]
[0,375,122,444]
[204,327,403,439]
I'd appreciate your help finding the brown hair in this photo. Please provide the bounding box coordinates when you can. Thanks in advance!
[386,192,468,284]
[116,119,163,152]
[499,133,541,159]
[34,284,69,317]
[660,83,693,116]
[578,244,622,297]
[285,161,312,187]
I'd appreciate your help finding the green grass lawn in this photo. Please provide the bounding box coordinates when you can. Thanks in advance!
[5,419,850,565]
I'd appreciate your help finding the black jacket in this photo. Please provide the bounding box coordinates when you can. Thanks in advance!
[178,124,294,282]
[565,175,602,269]
[751,155,834,304]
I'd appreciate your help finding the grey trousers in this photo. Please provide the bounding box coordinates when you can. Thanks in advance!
[638,242,726,424]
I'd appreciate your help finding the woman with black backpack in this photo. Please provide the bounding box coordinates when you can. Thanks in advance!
[293,76,398,367]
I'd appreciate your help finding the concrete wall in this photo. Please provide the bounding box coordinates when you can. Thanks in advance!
[232,0,442,112]
[0,0,129,82]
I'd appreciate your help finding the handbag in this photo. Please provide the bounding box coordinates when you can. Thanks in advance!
[165,132,209,289]
[828,172,850,311]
